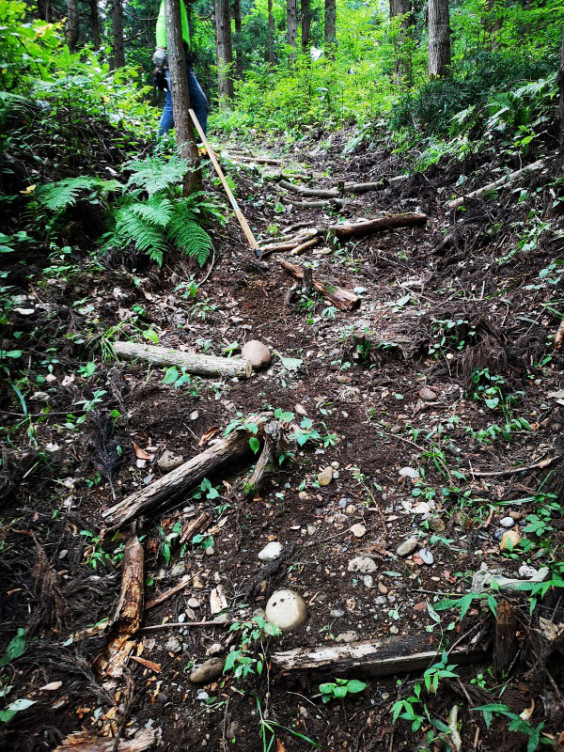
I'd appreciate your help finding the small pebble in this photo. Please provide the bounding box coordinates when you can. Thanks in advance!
[330,609,345,618]
[389,625,399,635]
[418,548,434,565]
[363,575,374,588]
[500,516,515,528]
[419,387,437,402]
[258,541,282,562]
[350,523,366,538]
[396,537,418,557]
[318,467,333,486]
[348,556,377,574]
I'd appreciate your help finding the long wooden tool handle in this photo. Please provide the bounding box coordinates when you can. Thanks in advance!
[189,109,261,258]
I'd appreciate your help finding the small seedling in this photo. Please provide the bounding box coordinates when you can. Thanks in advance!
[319,678,367,702]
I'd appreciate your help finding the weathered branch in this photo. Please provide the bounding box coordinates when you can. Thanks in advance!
[279,179,340,199]
[280,259,360,311]
[103,421,265,528]
[447,159,547,210]
[113,341,252,379]
[328,213,427,238]
[54,729,156,752]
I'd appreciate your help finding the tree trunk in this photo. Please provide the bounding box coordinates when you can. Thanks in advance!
[390,0,413,85]
[232,0,244,78]
[287,0,298,50]
[559,24,564,159]
[66,0,79,50]
[324,0,336,50]
[428,0,450,78]
[268,0,275,64]
[301,0,311,53]
[111,0,126,68]
[214,0,234,107]
[164,0,201,194]
[89,0,102,50]
[37,0,52,22]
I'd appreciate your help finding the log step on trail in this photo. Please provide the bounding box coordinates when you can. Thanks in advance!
[103,418,266,528]
[113,341,252,379]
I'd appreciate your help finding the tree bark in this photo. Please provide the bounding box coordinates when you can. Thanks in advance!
[54,729,156,752]
[232,0,244,78]
[280,260,360,311]
[164,0,201,194]
[287,0,298,51]
[329,212,427,238]
[390,0,413,85]
[324,0,336,50]
[301,0,311,53]
[494,599,518,676]
[89,0,102,50]
[268,0,275,64]
[66,0,80,50]
[113,341,253,379]
[37,0,52,22]
[103,423,266,528]
[111,0,126,68]
[428,0,450,78]
[214,0,234,107]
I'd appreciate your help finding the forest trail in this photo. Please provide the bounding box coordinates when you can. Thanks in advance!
[1,131,563,752]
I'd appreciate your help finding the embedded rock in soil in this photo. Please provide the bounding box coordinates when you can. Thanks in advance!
[164,636,182,654]
[500,517,515,528]
[265,589,307,631]
[418,548,434,565]
[189,657,225,684]
[241,340,271,369]
[396,537,418,557]
[419,387,437,402]
[348,556,377,574]
[258,541,282,562]
[158,450,184,472]
[429,517,446,533]
[350,523,366,538]
[318,467,333,486]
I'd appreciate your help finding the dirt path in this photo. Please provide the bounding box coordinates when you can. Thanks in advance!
[1,132,563,751]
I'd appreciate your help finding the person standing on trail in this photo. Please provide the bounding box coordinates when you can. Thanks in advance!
[152,0,209,137]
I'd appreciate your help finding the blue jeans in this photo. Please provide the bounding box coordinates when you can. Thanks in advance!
[158,65,209,137]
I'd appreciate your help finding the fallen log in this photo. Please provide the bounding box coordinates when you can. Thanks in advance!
[290,237,321,257]
[272,635,487,678]
[329,213,427,239]
[103,420,265,528]
[54,729,156,752]
[279,259,360,312]
[279,179,340,199]
[288,198,344,209]
[113,341,252,379]
[344,180,387,194]
[447,158,546,210]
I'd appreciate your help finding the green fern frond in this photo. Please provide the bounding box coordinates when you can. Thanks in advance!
[180,191,227,226]
[124,155,188,196]
[168,202,212,267]
[111,207,168,266]
[35,177,101,212]
[130,195,173,227]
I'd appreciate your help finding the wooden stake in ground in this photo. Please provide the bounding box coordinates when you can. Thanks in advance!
[280,259,360,311]
[103,419,266,528]
[113,341,252,379]
[272,635,487,677]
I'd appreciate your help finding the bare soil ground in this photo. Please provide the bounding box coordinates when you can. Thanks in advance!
[0,125,563,752]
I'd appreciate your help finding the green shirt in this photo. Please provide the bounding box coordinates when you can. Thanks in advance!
[156,0,190,50]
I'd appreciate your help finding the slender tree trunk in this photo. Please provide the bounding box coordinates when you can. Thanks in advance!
[559,25,564,160]
[89,0,102,50]
[164,0,201,194]
[428,0,451,78]
[301,0,311,53]
[287,0,298,50]
[483,0,501,50]
[214,0,234,107]
[66,0,79,50]
[37,0,52,22]
[390,0,413,86]
[325,0,336,51]
[268,0,275,64]
[232,0,244,78]
[111,0,126,68]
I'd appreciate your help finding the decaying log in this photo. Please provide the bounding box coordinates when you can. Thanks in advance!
[494,599,518,676]
[279,179,340,199]
[328,213,427,238]
[246,420,283,494]
[280,259,360,312]
[113,341,252,379]
[272,635,487,678]
[95,531,144,679]
[288,198,344,209]
[289,237,321,256]
[447,158,546,210]
[54,729,156,752]
[103,420,265,528]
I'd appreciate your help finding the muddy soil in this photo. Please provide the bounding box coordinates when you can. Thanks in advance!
[0,127,563,752]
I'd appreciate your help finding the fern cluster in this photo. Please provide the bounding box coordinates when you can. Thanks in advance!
[33,156,225,267]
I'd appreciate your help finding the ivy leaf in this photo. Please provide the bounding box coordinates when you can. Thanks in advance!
[249,437,261,454]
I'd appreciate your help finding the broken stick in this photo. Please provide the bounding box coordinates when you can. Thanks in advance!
[103,420,266,528]
[446,159,546,210]
[280,259,360,312]
[328,213,427,239]
[272,635,487,678]
[113,341,252,379]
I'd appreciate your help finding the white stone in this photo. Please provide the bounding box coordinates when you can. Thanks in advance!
[348,556,377,574]
[396,537,418,557]
[258,541,283,562]
[265,589,307,631]
[158,450,184,471]
[242,340,271,369]
[500,517,515,528]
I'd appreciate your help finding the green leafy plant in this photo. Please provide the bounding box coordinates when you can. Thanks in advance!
[0,629,27,668]
[224,616,281,680]
[319,678,367,702]
[473,703,550,752]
